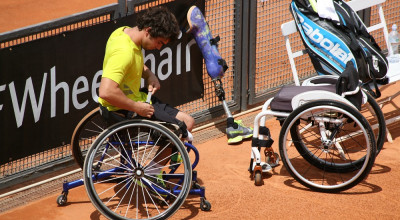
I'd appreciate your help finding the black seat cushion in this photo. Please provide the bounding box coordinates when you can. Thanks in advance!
[270,85,336,112]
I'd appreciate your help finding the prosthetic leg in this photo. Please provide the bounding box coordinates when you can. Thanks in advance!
[187,6,253,144]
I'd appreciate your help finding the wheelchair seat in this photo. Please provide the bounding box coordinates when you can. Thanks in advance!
[271,62,363,112]
[270,85,336,112]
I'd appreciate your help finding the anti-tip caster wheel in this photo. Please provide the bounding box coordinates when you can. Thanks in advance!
[200,197,211,211]
[266,152,280,167]
[56,194,67,206]
[254,170,263,186]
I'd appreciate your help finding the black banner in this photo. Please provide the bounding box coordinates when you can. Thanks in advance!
[0,0,205,164]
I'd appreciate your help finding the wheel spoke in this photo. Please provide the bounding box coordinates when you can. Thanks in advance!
[83,120,192,219]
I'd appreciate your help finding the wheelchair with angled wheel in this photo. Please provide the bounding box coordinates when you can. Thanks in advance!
[56,94,210,219]
[249,64,377,193]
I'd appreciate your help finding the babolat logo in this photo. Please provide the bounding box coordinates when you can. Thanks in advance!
[297,12,355,66]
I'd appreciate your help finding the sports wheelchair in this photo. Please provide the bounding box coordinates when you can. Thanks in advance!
[56,95,210,219]
[249,65,378,193]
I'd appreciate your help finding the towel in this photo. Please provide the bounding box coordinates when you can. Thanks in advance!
[317,0,339,22]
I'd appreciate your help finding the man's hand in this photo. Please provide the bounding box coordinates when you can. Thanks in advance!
[134,102,154,118]
[143,65,160,94]
[147,74,161,94]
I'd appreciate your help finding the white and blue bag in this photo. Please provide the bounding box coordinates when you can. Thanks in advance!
[290,0,388,98]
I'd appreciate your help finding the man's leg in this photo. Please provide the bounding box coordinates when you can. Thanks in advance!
[147,97,194,185]
[176,111,195,132]
[150,96,193,137]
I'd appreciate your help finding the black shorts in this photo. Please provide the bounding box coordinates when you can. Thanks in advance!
[99,95,180,126]
[149,95,180,124]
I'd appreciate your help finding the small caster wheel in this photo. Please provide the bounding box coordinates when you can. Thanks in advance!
[266,152,280,167]
[200,197,211,211]
[57,194,67,206]
[254,170,263,186]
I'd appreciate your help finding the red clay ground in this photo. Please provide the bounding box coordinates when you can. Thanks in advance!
[0,0,117,33]
[1,1,400,219]
[0,82,399,219]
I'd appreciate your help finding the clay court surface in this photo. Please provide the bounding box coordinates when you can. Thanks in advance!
[0,84,399,219]
[1,1,400,219]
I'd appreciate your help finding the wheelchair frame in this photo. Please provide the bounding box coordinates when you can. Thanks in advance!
[249,85,377,193]
[57,109,211,219]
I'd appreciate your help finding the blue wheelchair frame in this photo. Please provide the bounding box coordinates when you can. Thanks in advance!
[59,141,205,202]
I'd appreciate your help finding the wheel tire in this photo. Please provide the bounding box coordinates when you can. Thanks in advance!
[279,100,376,193]
[200,198,211,211]
[56,194,67,206]
[290,97,379,173]
[71,107,107,169]
[301,79,386,155]
[362,92,386,155]
[83,119,192,220]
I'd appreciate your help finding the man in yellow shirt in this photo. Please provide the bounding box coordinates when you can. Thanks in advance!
[98,6,194,138]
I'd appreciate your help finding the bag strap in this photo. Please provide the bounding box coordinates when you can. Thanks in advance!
[362,79,381,99]
[293,0,318,13]
[336,1,383,51]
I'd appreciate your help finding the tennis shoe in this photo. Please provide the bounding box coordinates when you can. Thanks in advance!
[169,154,182,169]
[155,171,167,188]
[226,120,253,144]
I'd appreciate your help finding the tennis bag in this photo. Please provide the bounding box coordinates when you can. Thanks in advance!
[290,0,389,98]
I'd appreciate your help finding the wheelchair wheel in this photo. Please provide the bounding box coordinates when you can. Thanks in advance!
[361,92,386,155]
[71,107,107,169]
[279,100,376,193]
[290,93,384,172]
[302,77,386,155]
[83,119,192,220]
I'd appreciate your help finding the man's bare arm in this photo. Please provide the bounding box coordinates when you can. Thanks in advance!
[99,77,154,118]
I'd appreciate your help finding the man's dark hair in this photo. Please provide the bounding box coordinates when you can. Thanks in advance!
[137,6,180,41]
